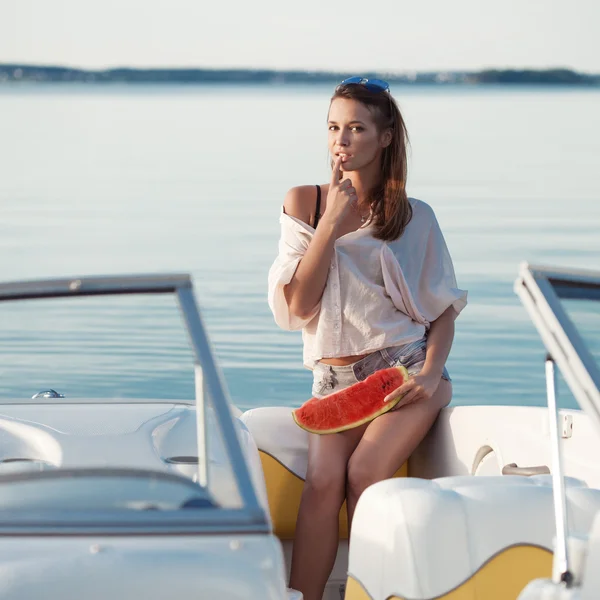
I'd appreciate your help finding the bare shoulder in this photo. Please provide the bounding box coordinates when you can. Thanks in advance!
[282,185,321,226]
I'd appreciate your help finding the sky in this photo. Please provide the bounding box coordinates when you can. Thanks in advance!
[2,0,599,74]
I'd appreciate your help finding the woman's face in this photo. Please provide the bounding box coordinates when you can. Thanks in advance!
[328,97,390,173]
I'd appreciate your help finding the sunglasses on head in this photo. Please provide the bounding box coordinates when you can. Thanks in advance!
[338,76,390,93]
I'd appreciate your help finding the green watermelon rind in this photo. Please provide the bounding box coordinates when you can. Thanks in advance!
[292,365,409,435]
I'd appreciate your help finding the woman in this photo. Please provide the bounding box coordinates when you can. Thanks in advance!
[268,77,467,600]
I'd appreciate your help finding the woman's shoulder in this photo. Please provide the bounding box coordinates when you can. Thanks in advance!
[283,184,327,225]
[388,198,438,245]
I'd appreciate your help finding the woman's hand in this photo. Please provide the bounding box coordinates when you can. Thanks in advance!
[384,372,442,410]
[321,155,358,226]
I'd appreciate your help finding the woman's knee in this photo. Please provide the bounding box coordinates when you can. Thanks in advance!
[303,464,346,508]
[346,455,381,500]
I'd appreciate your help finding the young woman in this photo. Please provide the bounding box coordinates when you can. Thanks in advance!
[267,77,467,600]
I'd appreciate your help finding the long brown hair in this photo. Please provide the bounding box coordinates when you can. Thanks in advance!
[330,83,411,241]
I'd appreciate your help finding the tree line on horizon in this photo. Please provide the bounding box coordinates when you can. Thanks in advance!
[0,64,598,86]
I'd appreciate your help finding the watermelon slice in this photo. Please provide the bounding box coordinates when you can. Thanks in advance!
[292,365,409,434]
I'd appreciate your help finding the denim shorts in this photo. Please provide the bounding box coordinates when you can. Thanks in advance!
[312,337,451,399]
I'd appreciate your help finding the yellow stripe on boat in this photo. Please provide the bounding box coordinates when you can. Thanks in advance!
[345,545,552,599]
[258,450,407,540]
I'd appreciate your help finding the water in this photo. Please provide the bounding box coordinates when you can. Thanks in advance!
[0,83,599,411]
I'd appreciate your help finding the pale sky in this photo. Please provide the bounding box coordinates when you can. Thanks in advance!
[2,0,599,73]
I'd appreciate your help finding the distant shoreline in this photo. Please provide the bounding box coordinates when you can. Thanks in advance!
[1,64,599,86]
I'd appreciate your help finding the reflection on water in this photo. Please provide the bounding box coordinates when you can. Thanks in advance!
[1,84,599,411]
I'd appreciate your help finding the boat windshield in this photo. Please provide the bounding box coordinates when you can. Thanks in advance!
[561,297,600,368]
[0,294,196,400]
[516,264,600,434]
[0,275,267,534]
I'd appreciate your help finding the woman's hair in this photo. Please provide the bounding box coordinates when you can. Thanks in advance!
[330,83,411,241]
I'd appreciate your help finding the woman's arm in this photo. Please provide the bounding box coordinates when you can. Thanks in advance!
[420,306,456,380]
[284,156,357,320]
[384,306,457,406]
[282,187,339,320]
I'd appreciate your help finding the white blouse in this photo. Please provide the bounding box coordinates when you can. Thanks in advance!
[268,197,468,370]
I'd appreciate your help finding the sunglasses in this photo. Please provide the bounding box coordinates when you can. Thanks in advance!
[338,76,390,93]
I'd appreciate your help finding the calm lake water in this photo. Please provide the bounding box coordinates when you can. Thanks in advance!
[0,83,599,411]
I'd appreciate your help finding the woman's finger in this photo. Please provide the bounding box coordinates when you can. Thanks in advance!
[396,388,419,408]
[384,381,412,403]
[330,155,343,187]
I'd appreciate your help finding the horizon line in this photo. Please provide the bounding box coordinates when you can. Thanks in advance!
[1,62,599,77]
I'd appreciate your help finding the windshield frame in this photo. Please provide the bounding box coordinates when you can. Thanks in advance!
[515,263,600,434]
[0,274,268,536]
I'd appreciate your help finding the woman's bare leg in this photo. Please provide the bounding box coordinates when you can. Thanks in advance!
[346,380,452,529]
[289,424,367,600]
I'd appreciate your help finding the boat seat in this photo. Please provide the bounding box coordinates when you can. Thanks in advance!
[345,475,600,600]
[240,406,407,540]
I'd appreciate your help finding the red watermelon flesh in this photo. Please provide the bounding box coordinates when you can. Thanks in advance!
[292,365,409,434]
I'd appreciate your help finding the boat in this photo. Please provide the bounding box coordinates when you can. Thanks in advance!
[0,275,292,599]
[0,264,598,599]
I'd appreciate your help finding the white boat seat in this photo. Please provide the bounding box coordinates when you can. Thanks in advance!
[345,475,600,600]
[241,407,407,539]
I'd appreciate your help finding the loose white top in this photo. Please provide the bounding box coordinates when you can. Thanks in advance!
[268,198,468,369]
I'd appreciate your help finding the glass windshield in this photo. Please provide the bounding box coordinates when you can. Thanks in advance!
[0,286,248,521]
[561,297,600,369]
[516,265,600,417]
[554,296,600,410]
[521,267,600,416]
[0,295,195,400]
